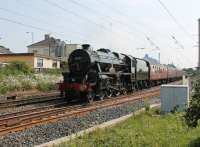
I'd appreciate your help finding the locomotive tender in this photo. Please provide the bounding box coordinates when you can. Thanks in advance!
[58,44,182,103]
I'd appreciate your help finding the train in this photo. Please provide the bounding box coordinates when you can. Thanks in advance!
[58,44,183,103]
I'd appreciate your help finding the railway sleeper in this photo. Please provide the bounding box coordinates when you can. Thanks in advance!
[6,119,21,127]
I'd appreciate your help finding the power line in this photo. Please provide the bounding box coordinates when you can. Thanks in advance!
[146,36,160,50]
[94,0,147,35]
[95,0,195,65]
[171,35,184,50]
[43,0,109,31]
[154,0,196,67]
[66,0,146,44]
[93,0,163,50]
[99,0,194,67]
[0,17,87,40]
[0,7,98,41]
[156,0,195,43]
[0,17,50,32]
[11,0,144,49]
[43,0,148,47]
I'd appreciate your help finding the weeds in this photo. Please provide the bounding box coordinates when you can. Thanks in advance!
[0,74,62,94]
[144,101,150,112]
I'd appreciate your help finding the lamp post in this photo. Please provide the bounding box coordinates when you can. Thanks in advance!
[26,32,34,43]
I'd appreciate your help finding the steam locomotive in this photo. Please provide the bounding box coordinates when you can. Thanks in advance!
[58,44,183,103]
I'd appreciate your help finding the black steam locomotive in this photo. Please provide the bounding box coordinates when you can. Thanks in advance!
[58,44,182,103]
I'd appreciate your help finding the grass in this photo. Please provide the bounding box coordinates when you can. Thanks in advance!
[58,109,200,147]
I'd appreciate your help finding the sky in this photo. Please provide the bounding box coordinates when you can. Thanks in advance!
[0,0,199,68]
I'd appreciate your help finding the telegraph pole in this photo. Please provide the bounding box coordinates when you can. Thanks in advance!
[198,18,200,70]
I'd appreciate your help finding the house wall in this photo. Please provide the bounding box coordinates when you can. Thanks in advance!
[0,54,60,69]
[33,56,60,69]
[28,46,56,57]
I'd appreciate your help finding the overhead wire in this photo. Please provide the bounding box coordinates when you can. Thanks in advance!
[67,0,144,43]
[43,0,109,31]
[68,0,145,36]
[171,35,184,50]
[93,0,162,50]
[99,0,195,67]
[156,0,196,43]
[95,0,195,67]
[0,7,91,40]
[0,16,88,41]
[42,0,148,50]
[155,0,195,66]
[12,0,138,50]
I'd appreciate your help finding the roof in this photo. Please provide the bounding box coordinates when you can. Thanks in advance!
[0,53,61,61]
[27,38,58,48]
[0,53,34,56]
[0,45,12,54]
[35,53,61,61]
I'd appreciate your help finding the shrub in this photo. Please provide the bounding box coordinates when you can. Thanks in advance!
[0,61,33,76]
[0,86,9,94]
[35,68,63,75]
[184,79,200,127]
[36,82,56,92]
[21,80,33,90]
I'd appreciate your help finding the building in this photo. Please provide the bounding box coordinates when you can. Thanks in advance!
[64,43,82,60]
[0,45,12,54]
[27,34,81,61]
[0,53,61,70]
[143,54,159,64]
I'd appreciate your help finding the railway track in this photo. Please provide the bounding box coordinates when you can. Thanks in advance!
[0,95,64,109]
[0,86,160,136]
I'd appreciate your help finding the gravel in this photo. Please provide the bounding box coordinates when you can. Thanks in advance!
[0,96,160,147]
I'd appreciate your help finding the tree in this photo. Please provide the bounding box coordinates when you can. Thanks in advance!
[184,79,200,127]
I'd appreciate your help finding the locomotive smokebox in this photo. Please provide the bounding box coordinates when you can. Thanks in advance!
[82,44,90,50]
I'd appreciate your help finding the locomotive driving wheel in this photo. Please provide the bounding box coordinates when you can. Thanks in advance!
[86,91,95,103]
[122,89,127,95]
[114,90,120,97]
[106,89,113,98]
[98,90,105,101]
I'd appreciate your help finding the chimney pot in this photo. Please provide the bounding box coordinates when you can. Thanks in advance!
[45,34,50,40]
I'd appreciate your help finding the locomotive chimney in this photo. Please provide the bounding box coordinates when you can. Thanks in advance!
[82,44,90,50]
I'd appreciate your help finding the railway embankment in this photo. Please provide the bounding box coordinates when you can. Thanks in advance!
[56,108,200,147]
